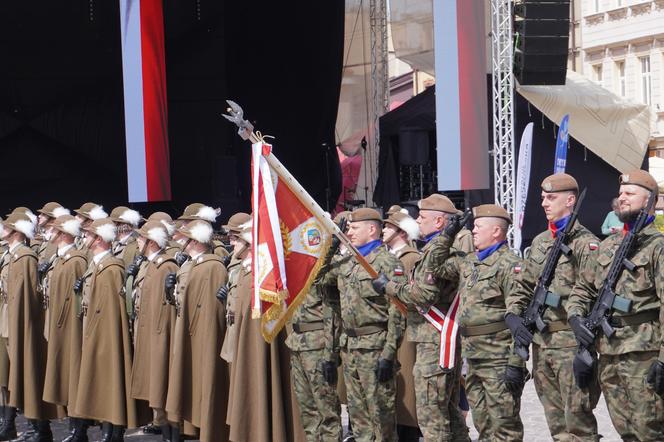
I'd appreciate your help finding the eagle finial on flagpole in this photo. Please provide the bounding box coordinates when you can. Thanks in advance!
[222,100,259,143]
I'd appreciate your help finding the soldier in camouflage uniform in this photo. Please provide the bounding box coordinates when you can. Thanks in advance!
[286,281,343,442]
[374,194,471,442]
[318,208,405,442]
[568,170,664,441]
[508,173,601,441]
[437,204,526,441]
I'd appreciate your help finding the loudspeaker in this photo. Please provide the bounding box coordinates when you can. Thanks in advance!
[398,129,429,166]
[513,1,570,85]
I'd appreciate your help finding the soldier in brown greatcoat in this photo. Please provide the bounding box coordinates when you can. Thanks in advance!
[1,213,60,440]
[128,221,178,439]
[109,206,142,269]
[73,218,144,441]
[41,215,88,442]
[382,208,421,441]
[165,220,228,442]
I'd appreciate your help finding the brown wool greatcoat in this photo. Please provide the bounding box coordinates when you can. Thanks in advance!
[165,254,229,442]
[43,248,87,408]
[227,266,306,442]
[394,245,420,428]
[130,253,178,410]
[73,253,145,427]
[7,244,60,419]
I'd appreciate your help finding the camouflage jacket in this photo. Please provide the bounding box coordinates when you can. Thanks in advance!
[508,222,599,349]
[321,252,351,358]
[286,281,335,356]
[438,236,524,365]
[385,232,471,343]
[319,244,406,361]
[568,223,664,358]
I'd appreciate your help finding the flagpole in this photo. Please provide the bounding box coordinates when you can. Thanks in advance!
[223,101,407,314]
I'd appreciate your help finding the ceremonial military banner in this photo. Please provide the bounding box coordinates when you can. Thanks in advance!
[251,142,332,342]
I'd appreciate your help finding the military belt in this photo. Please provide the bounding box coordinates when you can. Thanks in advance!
[546,320,571,333]
[460,320,508,337]
[609,310,659,328]
[345,323,388,337]
[292,321,325,333]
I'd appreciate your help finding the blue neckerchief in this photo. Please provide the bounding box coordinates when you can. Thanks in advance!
[476,241,507,262]
[625,215,655,232]
[357,239,382,257]
[548,215,571,238]
[424,231,440,244]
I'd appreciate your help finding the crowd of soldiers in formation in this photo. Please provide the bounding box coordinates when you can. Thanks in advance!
[0,169,662,442]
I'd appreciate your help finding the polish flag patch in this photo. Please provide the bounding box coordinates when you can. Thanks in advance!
[394,267,404,276]
[513,265,522,274]
[589,243,599,251]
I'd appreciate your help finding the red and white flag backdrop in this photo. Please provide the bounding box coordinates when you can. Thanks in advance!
[119,0,171,202]
[251,142,332,342]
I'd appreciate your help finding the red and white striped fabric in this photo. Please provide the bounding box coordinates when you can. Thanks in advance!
[119,0,171,202]
[420,293,461,369]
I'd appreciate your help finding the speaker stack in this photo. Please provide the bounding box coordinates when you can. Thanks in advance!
[513,0,570,85]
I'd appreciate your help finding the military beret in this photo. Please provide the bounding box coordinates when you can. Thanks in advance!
[418,194,460,214]
[223,212,251,234]
[349,208,382,223]
[541,173,578,193]
[620,169,658,194]
[472,204,512,224]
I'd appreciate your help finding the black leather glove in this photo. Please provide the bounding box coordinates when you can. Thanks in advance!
[331,217,348,254]
[371,273,389,295]
[126,263,140,278]
[503,365,526,397]
[647,360,664,397]
[37,261,50,279]
[164,272,177,304]
[73,277,85,294]
[175,252,190,267]
[375,358,394,383]
[321,360,338,385]
[569,315,595,348]
[505,313,534,348]
[573,352,595,389]
[222,254,232,268]
[216,284,229,304]
[444,209,471,238]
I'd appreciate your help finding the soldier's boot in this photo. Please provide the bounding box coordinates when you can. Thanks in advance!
[160,425,171,442]
[63,418,89,442]
[110,426,125,442]
[21,420,52,442]
[170,426,181,442]
[99,423,113,442]
[0,407,16,441]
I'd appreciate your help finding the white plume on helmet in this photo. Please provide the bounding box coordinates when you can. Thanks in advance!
[89,205,108,220]
[119,208,141,227]
[52,207,71,218]
[94,222,117,243]
[24,210,38,226]
[195,206,218,223]
[189,222,213,244]
[398,216,420,241]
[238,220,252,244]
[160,220,175,236]
[146,227,168,249]
[14,219,35,240]
[60,219,81,237]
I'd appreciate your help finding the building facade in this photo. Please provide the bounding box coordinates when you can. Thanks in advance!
[579,0,664,153]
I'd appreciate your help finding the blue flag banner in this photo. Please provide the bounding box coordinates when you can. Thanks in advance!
[554,114,569,174]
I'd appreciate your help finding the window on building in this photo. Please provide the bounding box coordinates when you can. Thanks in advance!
[616,61,625,96]
[594,64,603,87]
[641,56,652,105]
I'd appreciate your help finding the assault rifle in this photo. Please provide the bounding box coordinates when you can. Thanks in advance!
[514,189,587,360]
[575,191,657,367]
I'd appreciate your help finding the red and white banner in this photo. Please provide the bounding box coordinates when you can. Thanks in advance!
[420,293,460,369]
[119,0,171,202]
[251,143,332,342]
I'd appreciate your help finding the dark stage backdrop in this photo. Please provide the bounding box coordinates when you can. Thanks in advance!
[0,1,343,223]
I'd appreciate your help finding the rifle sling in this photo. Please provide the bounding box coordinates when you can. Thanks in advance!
[609,310,659,327]
[546,320,570,332]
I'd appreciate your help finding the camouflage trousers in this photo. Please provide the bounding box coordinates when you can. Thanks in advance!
[532,345,600,441]
[466,358,524,441]
[290,349,342,442]
[342,347,396,442]
[413,343,469,442]
[599,351,664,441]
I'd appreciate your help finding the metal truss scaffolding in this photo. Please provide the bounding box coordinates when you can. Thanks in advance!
[491,0,516,246]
